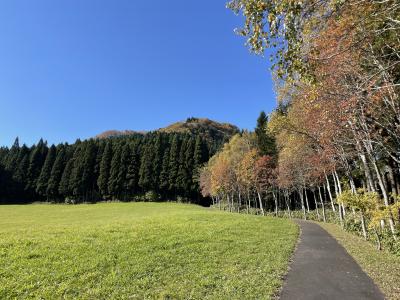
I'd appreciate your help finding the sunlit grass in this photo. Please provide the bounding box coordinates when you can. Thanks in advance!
[0,202,298,299]
[319,222,400,300]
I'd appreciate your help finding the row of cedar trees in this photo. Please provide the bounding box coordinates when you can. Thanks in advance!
[202,0,400,247]
[0,132,215,205]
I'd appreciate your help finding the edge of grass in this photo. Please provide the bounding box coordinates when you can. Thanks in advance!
[274,220,301,300]
[318,222,400,300]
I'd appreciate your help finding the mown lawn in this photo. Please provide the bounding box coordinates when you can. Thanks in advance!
[0,203,298,299]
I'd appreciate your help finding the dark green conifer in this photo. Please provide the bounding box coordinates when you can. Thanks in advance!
[68,145,84,199]
[36,145,57,198]
[255,111,277,158]
[80,140,97,200]
[193,135,207,171]
[168,134,180,193]
[138,141,154,191]
[159,148,170,193]
[26,139,48,191]
[47,147,67,200]
[97,141,113,197]
[125,142,139,196]
[108,143,123,198]
[59,159,74,197]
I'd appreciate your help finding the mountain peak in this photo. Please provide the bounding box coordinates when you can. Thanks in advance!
[96,117,240,142]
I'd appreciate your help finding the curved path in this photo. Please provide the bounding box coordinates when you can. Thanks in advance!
[280,220,384,300]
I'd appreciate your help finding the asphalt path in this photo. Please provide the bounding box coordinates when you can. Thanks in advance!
[280,220,385,300]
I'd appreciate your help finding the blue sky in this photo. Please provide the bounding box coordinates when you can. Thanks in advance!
[0,0,276,147]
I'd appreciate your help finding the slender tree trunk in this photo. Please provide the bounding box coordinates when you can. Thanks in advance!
[338,203,344,228]
[272,189,278,217]
[238,190,242,213]
[257,191,265,216]
[299,188,306,220]
[349,176,357,194]
[334,170,342,195]
[360,212,367,240]
[370,158,397,238]
[386,164,398,195]
[284,190,291,218]
[359,152,376,192]
[333,171,346,218]
[246,189,250,214]
[318,186,326,222]
[313,190,320,221]
[325,174,336,211]
[304,186,310,213]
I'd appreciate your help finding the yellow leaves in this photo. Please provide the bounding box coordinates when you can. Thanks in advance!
[337,189,380,213]
[206,133,258,195]
[338,189,400,232]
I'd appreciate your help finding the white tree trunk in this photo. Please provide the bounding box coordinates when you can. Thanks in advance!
[325,174,336,211]
[299,189,306,220]
[318,186,326,222]
[313,190,320,221]
[257,191,265,216]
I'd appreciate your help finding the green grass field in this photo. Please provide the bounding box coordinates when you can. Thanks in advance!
[0,203,298,299]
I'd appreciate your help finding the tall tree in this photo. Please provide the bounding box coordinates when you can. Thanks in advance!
[26,139,48,192]
[97,141,113,198]
[108,143,123,198]
[59,159,74,198]
[255,111,276,157]
[168,134,180,194]
[36,145,57,198]
[47,147,67,200]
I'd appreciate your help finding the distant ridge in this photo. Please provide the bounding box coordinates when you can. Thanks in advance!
[96,130,146,139]
[96,117,240,143]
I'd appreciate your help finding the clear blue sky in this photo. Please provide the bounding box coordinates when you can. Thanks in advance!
[0,0,276,147]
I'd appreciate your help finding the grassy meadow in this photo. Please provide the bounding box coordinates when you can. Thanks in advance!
[0,203,298,299]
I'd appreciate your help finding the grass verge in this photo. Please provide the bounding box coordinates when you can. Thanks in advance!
[319,222,400,300]
[0,202,298,299]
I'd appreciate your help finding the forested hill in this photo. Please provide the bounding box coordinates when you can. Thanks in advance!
[96,118,239,145]
[0,119,239,205]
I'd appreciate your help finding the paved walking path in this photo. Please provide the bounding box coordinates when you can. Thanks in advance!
[280,220,385,300]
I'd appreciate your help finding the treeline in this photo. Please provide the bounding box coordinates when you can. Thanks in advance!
[208,0,400,251]
[0,132,217,205]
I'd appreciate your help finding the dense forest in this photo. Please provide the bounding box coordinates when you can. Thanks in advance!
[199,0,399,251]
[0,118,237,205]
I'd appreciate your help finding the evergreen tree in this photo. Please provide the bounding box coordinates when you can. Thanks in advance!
[80,140,97,200]
[176,135,189,193]
[26,139,48,192]
[94,141,105,180]
[125,142,139,196]
[59,158,74,198]
[0,130,221,203]
[97,141,112,197]
[255,111,277,158]
[108,143,123,198]
[159,148,170,193]
[47,147,67,200]
[68,145,84,199]
[184,137,196,194]
[168,134,180,193]
[118,143,130,199]
[193,135,207,171]
[13,145,30,192]
[138,141,154,191]
[5,137,20,172]
[36,145,57,198]
[151,134,163,189]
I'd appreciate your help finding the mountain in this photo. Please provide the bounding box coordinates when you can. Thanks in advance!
[96,118,240,143]
[96,130,146,139]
